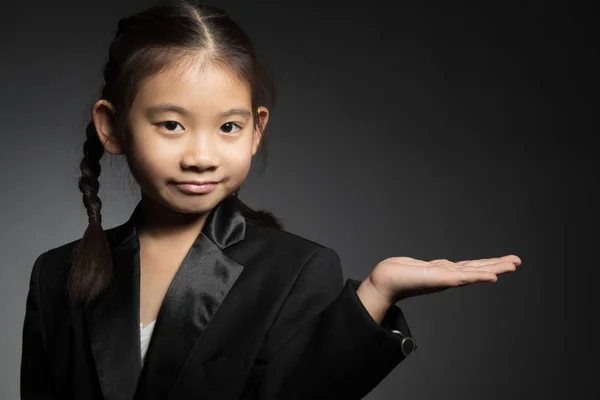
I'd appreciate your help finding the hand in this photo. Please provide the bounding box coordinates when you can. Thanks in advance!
[365,255,522,307]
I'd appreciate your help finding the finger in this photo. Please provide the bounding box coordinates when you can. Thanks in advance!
[457,255,521,267]
[461,261,517,274]
[456,258,503,267]
[505,254,522,265]
[450,271,498,286]
[388,257,431,266]
[430,259,452,264]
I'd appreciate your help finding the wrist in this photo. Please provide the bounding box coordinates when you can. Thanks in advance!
[356,277,394,325]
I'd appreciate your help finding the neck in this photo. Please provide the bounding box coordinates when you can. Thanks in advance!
[136,194,210,243]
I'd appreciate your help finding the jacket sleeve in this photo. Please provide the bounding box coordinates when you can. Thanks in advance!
[246,247,417,400]
[21,251,55,399]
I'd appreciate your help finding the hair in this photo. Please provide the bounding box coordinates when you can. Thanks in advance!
[69,0,284,306]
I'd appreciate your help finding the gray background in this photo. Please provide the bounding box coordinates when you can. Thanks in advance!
[1,0,597,398]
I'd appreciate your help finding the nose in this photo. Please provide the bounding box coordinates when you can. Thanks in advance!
[179,131,220,170]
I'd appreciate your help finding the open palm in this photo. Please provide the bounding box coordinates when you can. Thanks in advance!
[368,255,522,303]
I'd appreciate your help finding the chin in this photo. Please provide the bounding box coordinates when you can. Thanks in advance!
[172,193,229,214]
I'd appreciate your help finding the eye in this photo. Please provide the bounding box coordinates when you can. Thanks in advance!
[157,121,184,132]
[220,122,242,134]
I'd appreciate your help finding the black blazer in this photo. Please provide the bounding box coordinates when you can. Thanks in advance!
[21,196,416,400]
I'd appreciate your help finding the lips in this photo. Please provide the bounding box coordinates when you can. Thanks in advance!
[174,181,219,194]
[175,181,219,185]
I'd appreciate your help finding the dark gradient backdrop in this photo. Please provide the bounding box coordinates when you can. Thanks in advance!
[1,0,597,399]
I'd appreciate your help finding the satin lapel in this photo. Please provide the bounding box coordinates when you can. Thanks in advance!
[84,208,142,400]
[134,195,246,399]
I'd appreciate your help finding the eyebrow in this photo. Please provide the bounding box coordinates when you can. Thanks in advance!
[145,103,252,119]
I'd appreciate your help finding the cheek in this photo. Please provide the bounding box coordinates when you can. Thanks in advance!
[225,150,252,180]
[230,155,251,172]
[126,136,174,179]
[225,136,254,167]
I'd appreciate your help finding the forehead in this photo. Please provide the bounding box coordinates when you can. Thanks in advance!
[133,57,251,114]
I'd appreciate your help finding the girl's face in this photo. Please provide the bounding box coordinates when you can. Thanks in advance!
[95,59,268,215]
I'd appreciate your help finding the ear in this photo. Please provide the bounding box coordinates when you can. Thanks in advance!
[91,99,123,155]
[252,106,269,156]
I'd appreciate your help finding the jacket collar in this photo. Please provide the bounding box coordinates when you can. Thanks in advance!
[84,195,247,400]
[113,194,246,250]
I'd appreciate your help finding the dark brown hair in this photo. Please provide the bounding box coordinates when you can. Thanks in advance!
[69,0,283,306]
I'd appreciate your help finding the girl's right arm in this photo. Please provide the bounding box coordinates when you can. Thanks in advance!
[21,251,55,399]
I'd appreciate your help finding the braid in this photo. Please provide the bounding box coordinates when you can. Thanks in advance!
[67,121,114,306]
[80,123,105,224]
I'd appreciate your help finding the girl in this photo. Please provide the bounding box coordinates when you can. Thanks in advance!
[20,0,521,399]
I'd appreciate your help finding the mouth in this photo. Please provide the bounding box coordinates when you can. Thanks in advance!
[174,181,219,194]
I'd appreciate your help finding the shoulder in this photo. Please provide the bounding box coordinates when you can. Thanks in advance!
[245,219,324,246]
[242,219,343,281]
[25,238,78,313]
[245,218,337,257]
[31,238,77,281]
[35,220,131,269]
[28,223,126,299]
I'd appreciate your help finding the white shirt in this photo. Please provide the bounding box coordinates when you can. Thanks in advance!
[140,320,156,366]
